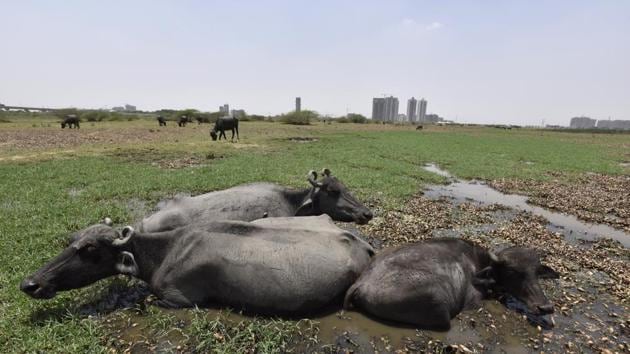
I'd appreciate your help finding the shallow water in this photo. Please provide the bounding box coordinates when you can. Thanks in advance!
[422,164,630,247]
[104,298,540,353]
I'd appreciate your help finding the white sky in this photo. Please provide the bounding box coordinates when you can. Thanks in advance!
[1,1,628,125]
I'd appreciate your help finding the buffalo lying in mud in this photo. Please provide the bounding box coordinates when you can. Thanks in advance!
[61,115,80,129]
[344,238,559,331]
[210,117,239,141]
[21,215,374,314]
[139,168,373,232]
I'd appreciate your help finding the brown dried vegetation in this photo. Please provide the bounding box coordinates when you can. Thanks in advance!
[491,173,630,232]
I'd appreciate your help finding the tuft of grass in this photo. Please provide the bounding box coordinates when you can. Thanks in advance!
[186,309,315,353]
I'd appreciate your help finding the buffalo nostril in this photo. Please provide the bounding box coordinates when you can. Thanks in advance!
[538,304,554,314]
[363,211,373,220]
[20,279,40,294]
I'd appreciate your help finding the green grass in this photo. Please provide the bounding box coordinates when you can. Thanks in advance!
[0,121,627,352]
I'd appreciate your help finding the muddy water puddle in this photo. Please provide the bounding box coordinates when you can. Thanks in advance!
[422,164,630,247]
[96,277,626,353]
[312,302,537,353]
[104,298,540,353]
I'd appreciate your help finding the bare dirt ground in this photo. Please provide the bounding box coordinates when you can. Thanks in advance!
[490,173,630,233]
[0,126,192,150]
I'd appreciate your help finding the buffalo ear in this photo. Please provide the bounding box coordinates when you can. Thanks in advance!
[121,226,134,238]
[295,199,313,216]
[537,265,559,279]
[116,251,138,276]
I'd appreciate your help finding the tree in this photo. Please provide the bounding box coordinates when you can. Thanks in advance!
[279,110,318,125]
[347,113,367,124]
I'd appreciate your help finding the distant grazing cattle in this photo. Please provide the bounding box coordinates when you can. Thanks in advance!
[157,116,167,126]
[210,117,239,141]
[344,238,559,331]
[416,125,423,130]
[195,116,211,124]
[178,116,191,127]
[21,215,374,314]
[61,115,80,129]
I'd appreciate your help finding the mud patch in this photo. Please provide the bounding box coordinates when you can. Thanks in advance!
[286,136,319,143]
[151,157,202,169]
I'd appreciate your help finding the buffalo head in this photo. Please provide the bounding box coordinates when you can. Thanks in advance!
[210,130,218,141]
[21,225,137,299]
[296,169,373,224]
[475,247,558,316]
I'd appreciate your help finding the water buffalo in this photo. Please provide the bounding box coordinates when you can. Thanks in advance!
[178,115,191,127]
[61,115,80,129]
[210,117,239,141]
[21,215,374,314]
[157,116,167,126]
[139,168,373,232]
[344,238,559,331]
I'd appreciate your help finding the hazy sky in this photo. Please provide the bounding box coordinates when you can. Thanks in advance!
[1,1,628,125]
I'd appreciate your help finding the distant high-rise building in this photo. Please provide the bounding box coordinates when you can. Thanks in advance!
[372,96,399,121]
[569,116,596,129]
[124,104,136,112]
[596,119,630,130]
[407,97,417,122]
[219,104,230,115]
[295,97,301,112]
[384,96,399,122]
[372,98,385,120]
[417,98,427,122]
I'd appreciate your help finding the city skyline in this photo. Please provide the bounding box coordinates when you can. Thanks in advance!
[1,1,628,125]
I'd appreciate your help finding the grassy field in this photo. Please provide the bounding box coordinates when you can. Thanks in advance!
[0,118,628,352]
